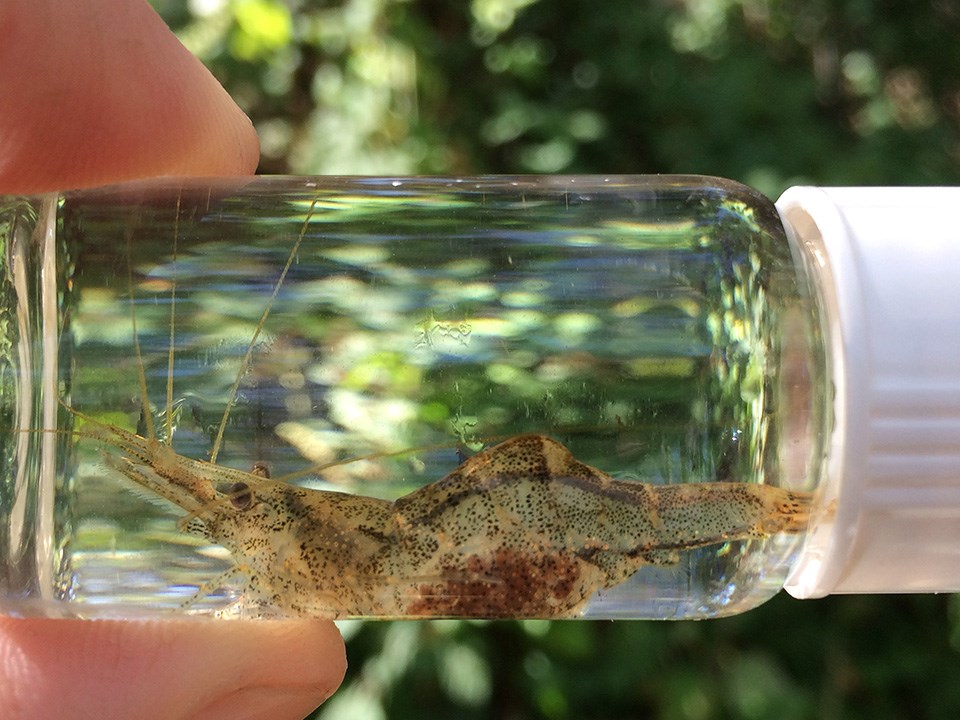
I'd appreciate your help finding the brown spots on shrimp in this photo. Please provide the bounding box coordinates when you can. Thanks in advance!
[404,547,600,618]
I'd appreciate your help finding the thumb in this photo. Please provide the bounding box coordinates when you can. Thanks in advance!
[0,615,346,720]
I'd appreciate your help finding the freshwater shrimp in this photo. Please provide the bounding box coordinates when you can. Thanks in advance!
[93,422,811,619]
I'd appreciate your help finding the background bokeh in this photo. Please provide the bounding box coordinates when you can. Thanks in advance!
[151,1,960,717]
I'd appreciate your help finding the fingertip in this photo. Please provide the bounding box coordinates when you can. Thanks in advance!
[0,616,346,720]
[198,619,348,720]
[0,0,260,194]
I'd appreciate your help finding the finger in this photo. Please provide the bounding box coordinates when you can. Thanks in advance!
[0,0,260,194]
[0,615,346,720]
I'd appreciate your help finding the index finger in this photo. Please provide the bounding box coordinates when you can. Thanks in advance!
[0,0,259,193]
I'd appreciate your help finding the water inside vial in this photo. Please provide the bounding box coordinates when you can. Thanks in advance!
[0,176,826,619]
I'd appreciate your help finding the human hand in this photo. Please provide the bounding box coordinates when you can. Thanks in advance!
[0,1,346,718]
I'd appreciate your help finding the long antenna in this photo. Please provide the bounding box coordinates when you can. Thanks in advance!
[209,195,320,464]
[164,192,181,445]
[127,228,155,443]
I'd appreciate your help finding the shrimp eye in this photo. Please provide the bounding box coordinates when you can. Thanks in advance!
[220,482,254,510]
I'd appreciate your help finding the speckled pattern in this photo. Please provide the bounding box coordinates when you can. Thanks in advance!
[100,428,813,619]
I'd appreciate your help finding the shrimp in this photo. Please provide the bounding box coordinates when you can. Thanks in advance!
[91,421,811,619]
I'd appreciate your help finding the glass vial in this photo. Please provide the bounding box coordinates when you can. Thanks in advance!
[0,176,828,620]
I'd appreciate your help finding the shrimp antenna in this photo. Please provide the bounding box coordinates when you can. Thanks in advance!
[164,192,181,445]
[209,196,321,464]
[126,228,155,444]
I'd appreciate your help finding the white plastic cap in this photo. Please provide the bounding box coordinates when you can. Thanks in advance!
[776,187,960,597]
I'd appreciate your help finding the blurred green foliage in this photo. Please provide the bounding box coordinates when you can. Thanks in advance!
[150,0,960,717]
[156,0,960,196]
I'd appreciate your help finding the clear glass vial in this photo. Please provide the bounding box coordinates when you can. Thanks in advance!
[0,175,954,621]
